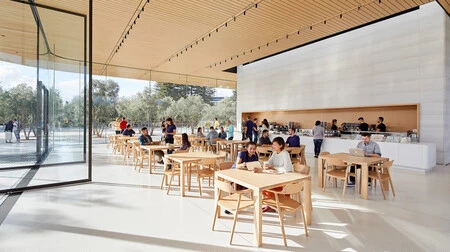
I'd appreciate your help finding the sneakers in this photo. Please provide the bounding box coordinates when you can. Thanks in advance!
[157,160,164,164]
[314,155,318,158]
[347,181,355,187]
[224,210,232,215]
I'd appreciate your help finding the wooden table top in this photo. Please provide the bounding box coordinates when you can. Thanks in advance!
[216,169,310,191]
[322,152,388,165]
[167,152,226,159]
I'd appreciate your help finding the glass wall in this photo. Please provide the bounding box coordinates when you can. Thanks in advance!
[0,1,90,192]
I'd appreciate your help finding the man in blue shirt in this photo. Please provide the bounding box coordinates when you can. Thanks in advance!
[285,128,300,147]
[122,124,135,136]
[244,116,253,140]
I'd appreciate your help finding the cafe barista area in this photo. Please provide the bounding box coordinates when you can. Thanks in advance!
[241,104,436,172]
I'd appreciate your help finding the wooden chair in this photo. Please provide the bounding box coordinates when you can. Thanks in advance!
[192,138,204,152]
[293,164,312,211]
[256,146,271,162]
[368,160,395,200]
[196,158,216,196]
[299,145,307,165]
[262,182,309,246]
[160,156,181,195]
[218,161,234,170]
[208,138,220,153]
[289,147,302,164]
[123,141,134,161]
[323,158,357,197]
[212,180,255,244]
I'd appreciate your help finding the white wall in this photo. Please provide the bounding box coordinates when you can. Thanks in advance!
[237,2,448,164]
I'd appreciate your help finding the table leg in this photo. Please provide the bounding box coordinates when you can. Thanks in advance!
[214,174,221,218]
[149,151,153,174]
[180,160,185,197]
[254,189,262,247]
[303,179,312,225]
[361,164,368,200]
[318,157,324,188]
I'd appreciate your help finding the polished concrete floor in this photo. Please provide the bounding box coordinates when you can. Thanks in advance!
[0,144,449,251]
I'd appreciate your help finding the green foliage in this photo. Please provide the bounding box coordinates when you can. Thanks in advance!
[201,96,236,127]
[62,96,84,127]
[154,82,216,105]
[165,95,206,133]
[92,79,119,137]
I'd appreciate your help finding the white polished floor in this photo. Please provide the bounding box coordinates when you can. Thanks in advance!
[0,144,449,251]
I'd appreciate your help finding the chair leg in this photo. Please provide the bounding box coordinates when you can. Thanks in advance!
[198,177,202,196]
[278,212,287,246]
[389,177,396,196]
[322,175,327,192]
[378,176,387,200]
[167,174,174,195]
[160,174,166,189]
[300,205,309,237]
[212,203,220,231]
[230,209,239,245]
[342,177,347,197]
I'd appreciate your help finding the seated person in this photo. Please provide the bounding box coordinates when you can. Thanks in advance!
[258,129,272,146]
[263,137,294,212]
[218,126,227,139]
[178,133,191,151]
[196,127,205,137]
[139,127,164,163]
[231,142,258,169]
[122,124,135,136]
[286,128,300,147]
[206,126,219,145]
[348,133,381,186]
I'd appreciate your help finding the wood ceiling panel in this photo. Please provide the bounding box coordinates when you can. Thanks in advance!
[1,0,437,88]
[436,0,450,15]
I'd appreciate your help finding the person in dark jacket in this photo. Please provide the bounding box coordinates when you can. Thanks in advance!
[4,120,13,143]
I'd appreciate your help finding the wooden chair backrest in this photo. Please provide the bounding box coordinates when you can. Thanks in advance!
[200,158,217,167]
[379,160,394,170]
[279,182,303,195]
[216,180,236,194]
[326,157,348,167]
[289,147,302,155]
[256,146,271,155]
[293,164,310,175]
[319,151,330,157]
[209,137,220,144]
[218,161,234,170]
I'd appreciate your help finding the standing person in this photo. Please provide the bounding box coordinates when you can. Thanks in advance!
[252,118,259,143]
[165,118,176,144]
[330,119,338,131]
[119,117,127,133]
[357,117,369,132]
[218,126,227,139]
[376,117,386,132]
[261,119,269,132]
[113,118,121,134]
[13,119,20,143]
[161,120,166,135]
[226,120,234,140]
[244,116,253,140]
[312,120,324,158]
[214,118,220,130]
[286,127,300,147]
[4,120,13,143]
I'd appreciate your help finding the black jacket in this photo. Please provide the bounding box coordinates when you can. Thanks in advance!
[4,121,13,132]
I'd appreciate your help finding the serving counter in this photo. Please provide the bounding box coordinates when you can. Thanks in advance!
[269,134,436,172]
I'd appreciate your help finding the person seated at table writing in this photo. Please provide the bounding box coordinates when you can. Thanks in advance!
[258,129,272,146]
[206,126,219,146]
[348,132,382,186]
[122,124,135,137]
[139,127,164,163]
[196,127,205,137]
[218,126,227,139]
[262,137,294,213]
[231,142,258,169]
[178,133,191,151]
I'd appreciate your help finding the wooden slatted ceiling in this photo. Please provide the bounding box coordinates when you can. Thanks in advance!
[437,0,450,14]
[1,0,438,88]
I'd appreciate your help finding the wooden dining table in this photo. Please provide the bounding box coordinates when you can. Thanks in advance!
[215,169,311,247]
[318,152,389,200]
[216,139,249,161]
[166,152,226,197]
[118,136,138,155]
[139,144,179,174]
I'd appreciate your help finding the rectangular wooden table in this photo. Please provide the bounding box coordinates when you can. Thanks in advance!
[166,152,226,197]
[140,145,179,174]
[318,153,389,200]
[216,139,249,161]
[215,169,311,247]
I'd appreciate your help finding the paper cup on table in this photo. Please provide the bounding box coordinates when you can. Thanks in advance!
[263,161,269,169]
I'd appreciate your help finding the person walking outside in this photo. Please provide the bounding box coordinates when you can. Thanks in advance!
[119,117,127,133]
[13,119,20,142]
[312,120,325,158]
[4,120,13,143]
[214,118,220,130]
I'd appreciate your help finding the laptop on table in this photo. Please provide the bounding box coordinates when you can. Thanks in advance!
[349,148,365,157]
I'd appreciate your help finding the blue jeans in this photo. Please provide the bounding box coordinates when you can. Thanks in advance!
[313,139,323,156]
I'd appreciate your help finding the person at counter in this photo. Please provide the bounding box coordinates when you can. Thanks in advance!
[286,127,300,147]
[244,116,254,140]
[358,117,369,132]
[376,117,386,132]
[312,121,324,158]
[348,133,382,186]
[258,129,272,146]
[331,119,338,131]
[252,118,259,143]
